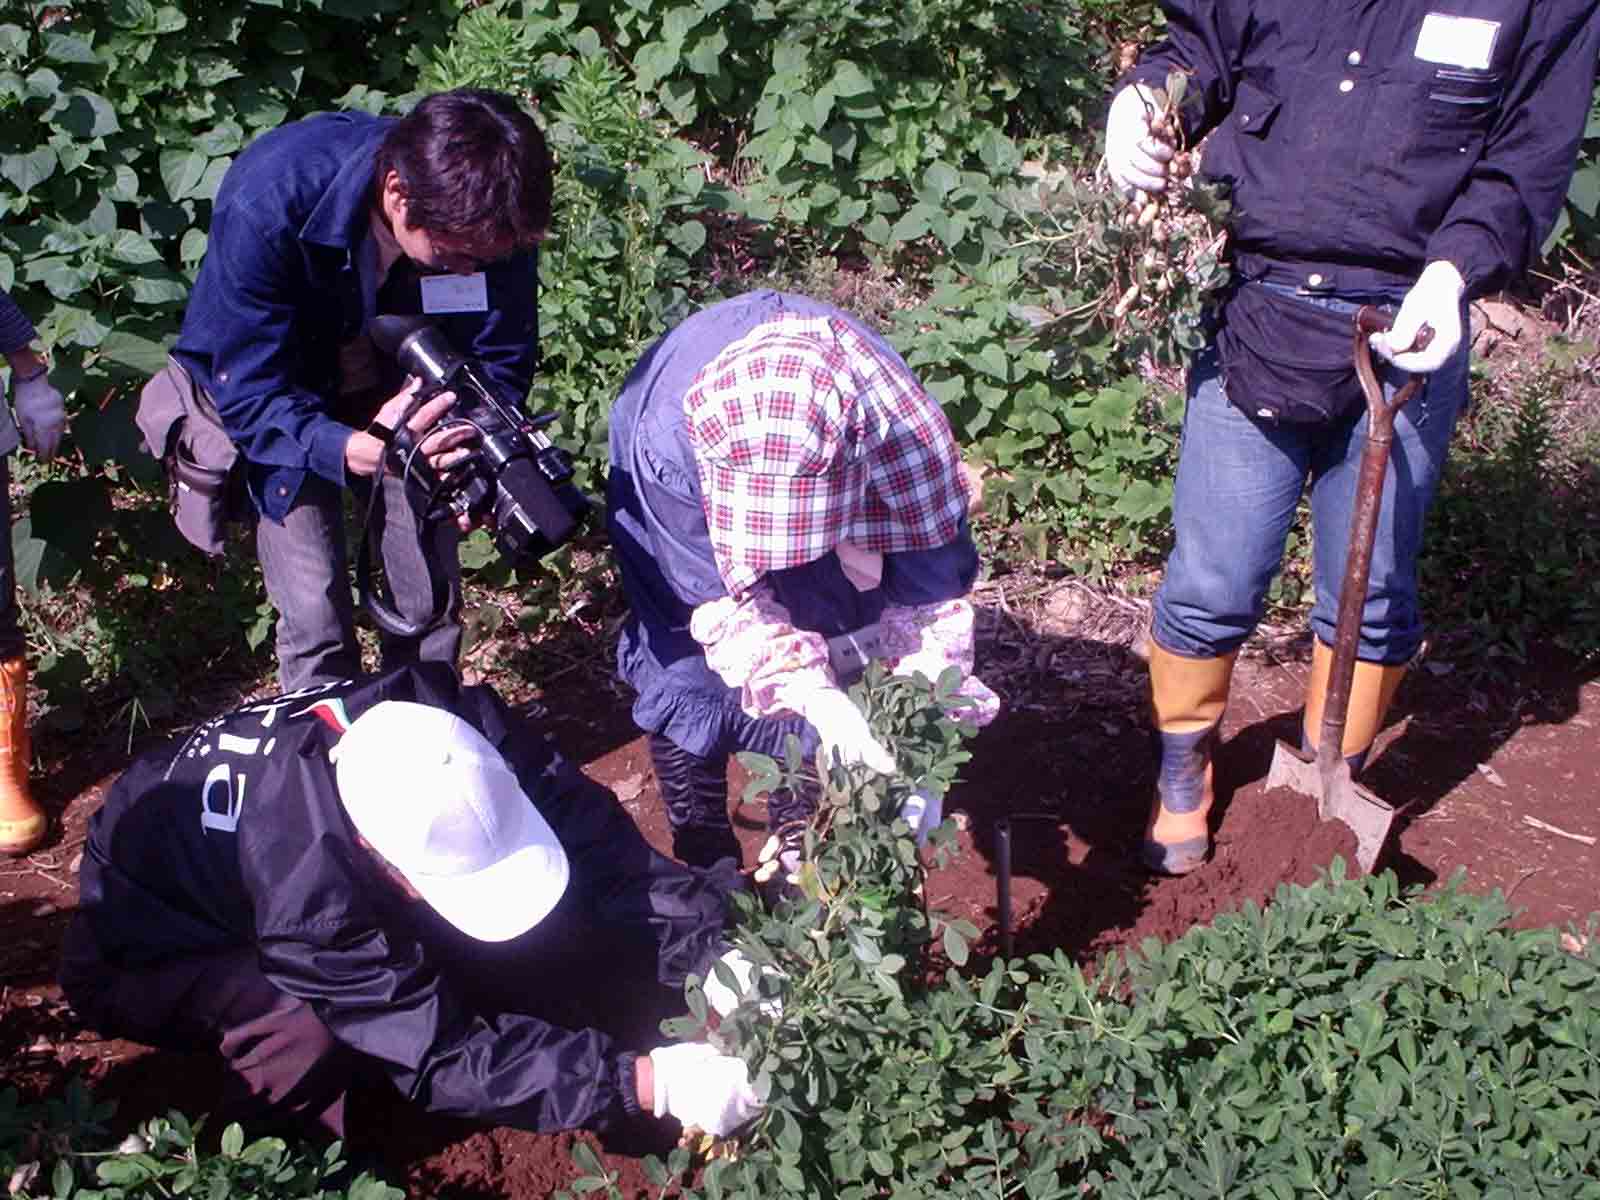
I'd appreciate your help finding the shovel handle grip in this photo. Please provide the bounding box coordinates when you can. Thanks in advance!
[1354,305,1434,354]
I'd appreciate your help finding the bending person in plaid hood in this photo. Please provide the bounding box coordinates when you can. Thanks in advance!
[607,290,999,874]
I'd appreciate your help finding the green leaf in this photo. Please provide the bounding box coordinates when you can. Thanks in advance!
[159,148,209,201]
[104,163,141,202]
[666,219,705,256]
[43,33,99,65]
[106,0,157,27]
[221,1122,244,1157]
[943,924,970,966]
[1568,163,1600,219]
[923,161,959,200]
[1,146,58,193]
[180,229,208,264]
[831,60,873,97]
[24,255,93,301]
[57,90,120,138]
[108,230,161,265]
[569,1137,605,1177]
[1113,479,1168,522]
[98,329,172,375]
[889,208,930,243]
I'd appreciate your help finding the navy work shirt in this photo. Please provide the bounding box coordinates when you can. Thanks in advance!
[172,111,540,521]
[1128,1,1600,297]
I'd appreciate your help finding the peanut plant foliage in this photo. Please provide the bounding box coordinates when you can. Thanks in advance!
[558,669,1600,1199]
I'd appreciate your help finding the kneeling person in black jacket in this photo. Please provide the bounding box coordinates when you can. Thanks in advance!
[61,663,760,1141]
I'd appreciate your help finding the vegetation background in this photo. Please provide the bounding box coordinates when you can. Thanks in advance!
[3,2,1599,1196]
[2,0,1596,739]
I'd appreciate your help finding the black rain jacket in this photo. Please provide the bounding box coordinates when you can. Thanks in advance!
[75,663,733,1132]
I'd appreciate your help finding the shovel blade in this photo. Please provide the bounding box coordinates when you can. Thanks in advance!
[1265,738,1395,875]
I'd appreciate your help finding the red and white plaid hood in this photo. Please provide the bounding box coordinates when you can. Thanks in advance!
[684,313,971,598]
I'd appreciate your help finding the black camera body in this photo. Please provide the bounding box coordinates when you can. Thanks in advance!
[369,315,590,567]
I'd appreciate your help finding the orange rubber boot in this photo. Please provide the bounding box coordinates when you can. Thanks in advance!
[1141,644,1238,875]
[1301,639,1407,775]
[0,657,45,857]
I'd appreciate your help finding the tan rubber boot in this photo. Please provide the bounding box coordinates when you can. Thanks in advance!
[1301,639,1407,775]
[0,657,45,857]
[1141,643,1238,875]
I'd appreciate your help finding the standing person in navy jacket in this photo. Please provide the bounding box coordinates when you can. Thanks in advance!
[168,89,550,690]
[1104,3,1600,874]
[0,289,67,855]
[607,291,999,875]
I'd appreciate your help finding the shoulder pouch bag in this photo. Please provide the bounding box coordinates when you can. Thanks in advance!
[134,357,252,556]
[1216,284,1366,426]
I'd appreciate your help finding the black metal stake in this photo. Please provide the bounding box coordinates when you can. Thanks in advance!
[995,817,1013,960]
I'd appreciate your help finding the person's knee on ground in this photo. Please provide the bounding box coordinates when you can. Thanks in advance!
[1300,639,1408,776]
[215,982,352,1140]
[1143,642,1238,876]
[648,735,741,868]
[60,923,352,1139]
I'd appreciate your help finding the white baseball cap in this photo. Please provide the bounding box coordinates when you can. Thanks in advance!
[332,701,569,942]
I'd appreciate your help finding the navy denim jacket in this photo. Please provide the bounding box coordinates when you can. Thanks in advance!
[172,111,540,521]
[0,288,36,356]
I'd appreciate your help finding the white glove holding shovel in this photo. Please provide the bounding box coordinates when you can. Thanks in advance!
[647,1042,763,1137]
[1370,260,1465,374]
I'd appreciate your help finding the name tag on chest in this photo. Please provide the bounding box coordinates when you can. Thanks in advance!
[1414,13,1500,70]
[420,272,489,314]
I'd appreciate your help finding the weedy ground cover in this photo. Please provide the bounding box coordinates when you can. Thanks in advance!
[0,1083,400,1200]
[554,670,1600,1199]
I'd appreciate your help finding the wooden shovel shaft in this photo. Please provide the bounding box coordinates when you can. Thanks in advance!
[1317,308,1431,778]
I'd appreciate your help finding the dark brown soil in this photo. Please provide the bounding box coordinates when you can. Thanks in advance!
[3,582,1596,1197]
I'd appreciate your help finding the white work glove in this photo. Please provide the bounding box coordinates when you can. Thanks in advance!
[1105,83,1173,198]
[648,1043,763,1137]
[13,370,66,460]
[898,789,944,847]
[1370,261,1465,374]
[703,948,784,1020]
[795,686,896,775]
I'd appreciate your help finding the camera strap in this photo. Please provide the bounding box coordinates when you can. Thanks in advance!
[355,400,453,640]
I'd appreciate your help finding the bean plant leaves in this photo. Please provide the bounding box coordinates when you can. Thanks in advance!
[158,148,209,200]
[2,146,57,193]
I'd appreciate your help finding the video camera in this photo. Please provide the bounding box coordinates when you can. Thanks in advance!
[369,315,590,567]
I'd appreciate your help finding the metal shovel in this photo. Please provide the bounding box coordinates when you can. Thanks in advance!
[1265,307,1432,874]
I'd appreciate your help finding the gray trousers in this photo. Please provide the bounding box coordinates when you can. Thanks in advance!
[256,471,461,691]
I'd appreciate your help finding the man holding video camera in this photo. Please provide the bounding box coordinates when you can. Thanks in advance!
[167,88,551,689]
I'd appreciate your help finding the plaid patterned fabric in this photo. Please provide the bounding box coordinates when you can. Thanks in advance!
[685,313,971,598]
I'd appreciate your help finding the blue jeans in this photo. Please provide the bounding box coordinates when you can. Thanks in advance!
[255,471,461,691]
[1152,294,1469,666]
